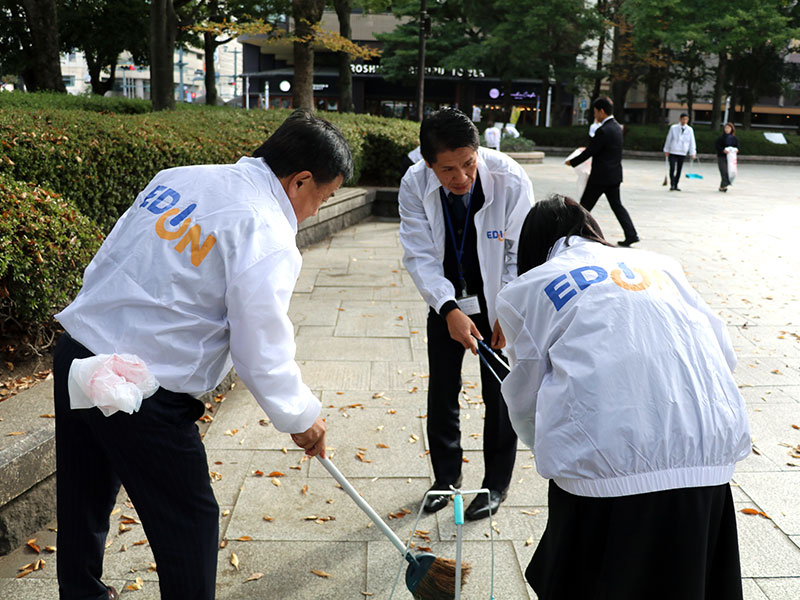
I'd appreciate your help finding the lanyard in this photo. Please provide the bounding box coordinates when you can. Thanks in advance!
[440,181,475,296]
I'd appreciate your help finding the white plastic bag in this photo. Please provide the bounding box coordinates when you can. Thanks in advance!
[725,147,738,183]
[68,354,159,417]
[566,147,592,200]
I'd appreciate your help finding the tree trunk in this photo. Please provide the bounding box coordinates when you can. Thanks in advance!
[711,51,727,131]
[611,79,630,123]
[204,32,219,106]
[293,0,325,111]
[334,0,354,113]
[644,64,663,125]
[151,0,177,111]
[742,101,752,130]
[20,0,66,92]
[86,52,115,96]
[591,0,608,104]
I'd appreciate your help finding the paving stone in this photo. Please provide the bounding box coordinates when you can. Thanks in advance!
[288,297,341,327]
[206,450,255,507]
[745,403,800,472]
[297,336,412,362]
[736,326,800,360]
[739,386,799,405]
[334,302,411,337]
[736,502,800,578]
[735,358,800,387]
[743,578,770,600]
[753,578,800,600]
[370,361,431,394]
[215,541,367,599]
[733,473,800,535]
[299,359,372,390]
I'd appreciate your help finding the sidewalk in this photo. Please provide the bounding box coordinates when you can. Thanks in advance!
[0,157,798,599]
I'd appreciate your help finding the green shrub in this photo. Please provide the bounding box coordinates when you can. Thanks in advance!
[0,174,103,351]
[500,136,537,152]
[518,123,800,156]
[0,90,152,114]
[0,104,418,230]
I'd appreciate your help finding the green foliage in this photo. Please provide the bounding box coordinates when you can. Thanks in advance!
[0,101,419,231]
[499,136,537,152]
[0,174,103,345]
[519,124,800,156]
[0,90,152,114]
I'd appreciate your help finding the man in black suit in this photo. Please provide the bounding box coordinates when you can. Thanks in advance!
[566,97,639,247]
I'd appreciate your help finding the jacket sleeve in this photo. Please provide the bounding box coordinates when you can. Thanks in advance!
[502,164,535,287]
[570,128,604,168]
[398,172,457,313]
[496,292,545,450]
[225,248,321,434]
[689,130,697,156]
[663,126,674,153]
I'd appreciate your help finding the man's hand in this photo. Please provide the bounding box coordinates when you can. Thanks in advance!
[445,308,480,354]
[664,152,669,157]
[290,416,326,457]
[491,320,506,349]
[692,154,697,160]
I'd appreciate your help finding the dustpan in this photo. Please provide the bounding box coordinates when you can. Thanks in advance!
[391,486,497,599]
[685,157,703,179]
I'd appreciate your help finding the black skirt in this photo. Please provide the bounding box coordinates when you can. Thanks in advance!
[527,480,743,600]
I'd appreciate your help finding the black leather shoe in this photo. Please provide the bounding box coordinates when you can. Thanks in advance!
[464,488,508,521]
[617,237,640,247]
[422,476,462,513]
[107,586,119,600]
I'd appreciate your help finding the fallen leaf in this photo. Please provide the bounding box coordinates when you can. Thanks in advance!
[793,425,799,430]
[127,577,144,590]
[198,415,213,423]
[520,509,540,516]
[209,471,222,482]
[26,539,40,553]
[44,545,56,553]
[301,484,309,496]
[372,392,385,399]
[244,572,264,582]
[356,452,372,463]
[39,413,55,418]
[263,515,275,522]
[223,429,238,436]
[272,478,281,487]
[258,418,271,426]
[148,562,157,572]
[253,470,265,477]
[235,536,253,541]
[230,551,240,571]
[119,524,132,533]
[304,515,319,520]
[268,471,285,477]
[525,536,535,546]
[311,569,332,578]
[740,508,771,519]
[387,409,396,415]
[376,443,389,449]
[132,539,148,546]
[6,431,25,436]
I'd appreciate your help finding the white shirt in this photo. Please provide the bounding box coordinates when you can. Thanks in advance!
[399,147,534,325]
[663,122,697,156]
[496,237,750,497]
[56,157,320,434]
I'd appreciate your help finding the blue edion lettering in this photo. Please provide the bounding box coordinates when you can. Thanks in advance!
[140,185,166,208]
[570,266,608,290]
[146,188,181,215]
[544,274,577,311]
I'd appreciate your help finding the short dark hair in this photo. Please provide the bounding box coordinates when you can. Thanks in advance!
[517,195,613,275]
[253,109,353,183]
[592,96,613,116]
[419,108,479,165]
[680,113,689,119]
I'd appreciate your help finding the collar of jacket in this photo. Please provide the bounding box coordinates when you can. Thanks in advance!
[420,148,494,210]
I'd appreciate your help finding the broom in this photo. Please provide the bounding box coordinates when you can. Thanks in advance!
[317,456,471,599]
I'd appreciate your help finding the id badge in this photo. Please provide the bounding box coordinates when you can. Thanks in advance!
[457,295,480,316]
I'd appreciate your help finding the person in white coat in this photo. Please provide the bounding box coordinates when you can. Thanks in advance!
[663,113,697,191]
[496,195,750,599]
[399,108,534,520]
[53,110,351,600]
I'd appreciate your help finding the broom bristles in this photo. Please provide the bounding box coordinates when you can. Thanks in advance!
[412,557,472,600]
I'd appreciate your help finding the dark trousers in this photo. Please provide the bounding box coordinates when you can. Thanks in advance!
[54,334,219,600]
[528,480,743,600]
[580,183,637,242]
[426,309,517,491]
[668,153,686,188]
[718,156,731,188]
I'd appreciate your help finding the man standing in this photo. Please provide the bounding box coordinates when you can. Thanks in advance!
[399,108,534,520]
[663,113,697,191]
[566,97,639,247]
[53,110,351,600]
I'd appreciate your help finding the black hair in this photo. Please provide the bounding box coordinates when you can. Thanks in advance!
[680,113,689,118]
[252,109,353,183]
[517,195,613,275]
[592,96,613,116]
[419,108,480,165]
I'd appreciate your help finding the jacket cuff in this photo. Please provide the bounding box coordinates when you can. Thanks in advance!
[438,300,459,318]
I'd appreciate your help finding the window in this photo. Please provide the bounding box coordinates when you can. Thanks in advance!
[63,75,76,87]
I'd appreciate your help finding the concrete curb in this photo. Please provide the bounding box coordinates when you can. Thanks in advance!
[534,146,800,164]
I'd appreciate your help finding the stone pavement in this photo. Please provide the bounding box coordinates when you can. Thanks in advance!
[0,156,798,599]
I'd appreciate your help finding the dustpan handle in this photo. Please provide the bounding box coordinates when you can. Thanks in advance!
[317,456,408,556]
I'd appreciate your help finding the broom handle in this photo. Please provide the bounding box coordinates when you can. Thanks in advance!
[317,456,408,556]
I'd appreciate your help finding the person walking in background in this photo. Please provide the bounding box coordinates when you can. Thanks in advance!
[663,113,697,191]
[716,122,739,192]
[566,96,639,247]
[496,195,750,600]
[399,108,534,521]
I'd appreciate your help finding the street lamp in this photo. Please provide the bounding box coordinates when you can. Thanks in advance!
[416,0,431,122]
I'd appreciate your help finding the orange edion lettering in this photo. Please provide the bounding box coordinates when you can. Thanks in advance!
[175,224,217,267]
[155,208,191,240]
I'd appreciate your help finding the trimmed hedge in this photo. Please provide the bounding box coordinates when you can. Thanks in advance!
[0,100,419,231]
[0,174,103,347]
[519,123,800,156]
[0,90,152,114]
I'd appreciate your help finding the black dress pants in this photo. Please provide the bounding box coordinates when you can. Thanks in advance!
[718,156,731,188]
[668,153,687,188]
[425,308,517,491]
[54,334,219,600]
[580,183,638,242]
[528,480,744,600]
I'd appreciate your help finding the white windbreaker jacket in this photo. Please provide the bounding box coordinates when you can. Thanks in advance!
[57,157,320,434]
[398,147,535,325]
[663,123,697,156]
[496,237,750,498]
